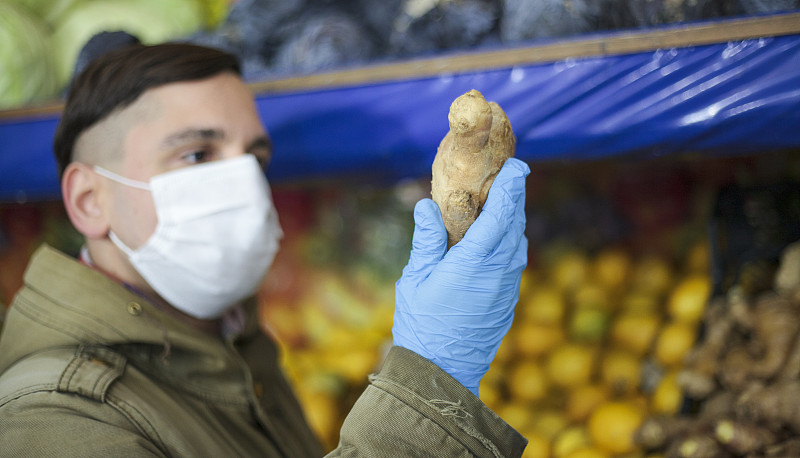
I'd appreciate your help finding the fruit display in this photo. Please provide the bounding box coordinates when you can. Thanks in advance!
[255,151,797,452]
[633,240,800,457]
[1,151,799,453]
[485,240,711,458]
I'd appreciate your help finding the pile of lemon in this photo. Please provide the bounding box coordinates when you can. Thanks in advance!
[267,237,712,454]
[485,241,712,458]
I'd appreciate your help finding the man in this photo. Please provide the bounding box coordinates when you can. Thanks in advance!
[0,43,530,456]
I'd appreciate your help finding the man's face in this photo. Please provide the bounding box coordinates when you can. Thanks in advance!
[105,72,272,251]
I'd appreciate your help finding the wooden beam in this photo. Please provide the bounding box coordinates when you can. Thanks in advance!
[249,12,800,94]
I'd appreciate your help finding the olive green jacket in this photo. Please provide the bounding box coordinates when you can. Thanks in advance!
[0,245,526,457]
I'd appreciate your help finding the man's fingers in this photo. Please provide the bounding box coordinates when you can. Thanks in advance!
[401,198,448,285]
[454,158,530,259]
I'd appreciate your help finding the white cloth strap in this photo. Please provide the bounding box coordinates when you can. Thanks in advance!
[93,166,152,191]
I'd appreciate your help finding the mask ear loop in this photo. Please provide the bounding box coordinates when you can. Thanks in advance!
[93,166,152,191]
[93,166,150,257]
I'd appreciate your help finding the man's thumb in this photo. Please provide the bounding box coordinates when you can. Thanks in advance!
[403,199,447,283]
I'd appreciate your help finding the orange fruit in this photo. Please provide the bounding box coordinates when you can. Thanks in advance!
[587,400,645,455]
[545,343,596,389]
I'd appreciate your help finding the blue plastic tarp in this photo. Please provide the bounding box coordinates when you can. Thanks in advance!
[1,32,799,202]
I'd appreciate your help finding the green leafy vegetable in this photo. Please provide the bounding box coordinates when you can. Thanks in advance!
[0,2,59,109]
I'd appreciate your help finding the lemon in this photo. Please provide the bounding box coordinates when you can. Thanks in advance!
[599,348,642,395]
[651,370,684,414]
[546,343,596,389]
[667,274,711,323]
[480,383,503,412]
[494,333,515,365]
[565,383,609,423]
[521,431,551,458]
[508,360,549,403]
[593,247,632,292]
[514,321,566,358]
[521,287,567,325]
[587,400,645,455]
[518,268,541,301]
[552,250,590,292]
[553,425,590,457]
[568,306,611,343]
[563,446,610,458]
[497,403,535,432]
[686,240,710,274]
[572,282,611,310]
[610,310,660,356]
[653,321,697,367]
[631,255,674,296]
[619,290,661,315]
[532,408,570,440]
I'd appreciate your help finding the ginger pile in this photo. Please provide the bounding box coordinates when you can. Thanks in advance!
[431,89,515,248]
[635,240,800,457]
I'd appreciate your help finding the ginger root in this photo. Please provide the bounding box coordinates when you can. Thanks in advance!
[736,381,800,434]
[679,297,735,398]
[714,419,777,455]
[431,89,515,248]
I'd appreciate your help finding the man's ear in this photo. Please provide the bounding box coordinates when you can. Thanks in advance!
[62,162,109,239]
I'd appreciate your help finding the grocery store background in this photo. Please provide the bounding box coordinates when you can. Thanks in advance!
[2,0,800,455]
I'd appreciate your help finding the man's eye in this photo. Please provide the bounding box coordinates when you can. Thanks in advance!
[183,150,210,163]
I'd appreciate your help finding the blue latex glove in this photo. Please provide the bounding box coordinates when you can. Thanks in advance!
[393,158,530,396]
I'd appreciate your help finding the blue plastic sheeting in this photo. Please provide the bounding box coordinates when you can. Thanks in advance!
[1,33,800,202]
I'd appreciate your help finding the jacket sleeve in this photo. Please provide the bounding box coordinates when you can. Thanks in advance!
[327,346,527,458]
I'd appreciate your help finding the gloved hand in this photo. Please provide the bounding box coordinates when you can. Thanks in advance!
[393,158,530,396]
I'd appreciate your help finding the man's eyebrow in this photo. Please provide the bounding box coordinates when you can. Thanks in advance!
[161,128,224,148]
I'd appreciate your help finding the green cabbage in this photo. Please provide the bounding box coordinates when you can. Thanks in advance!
[52,0,204,88]
[9,0,83,25]
[0,2,59,109]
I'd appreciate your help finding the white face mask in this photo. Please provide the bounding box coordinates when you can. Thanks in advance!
[94,155,282,319]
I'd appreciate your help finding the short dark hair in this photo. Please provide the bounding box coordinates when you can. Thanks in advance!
[53,43,241,178]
